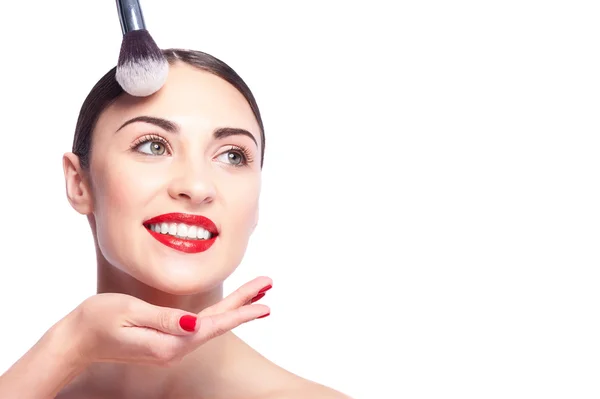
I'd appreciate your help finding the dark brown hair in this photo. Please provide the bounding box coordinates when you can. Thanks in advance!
[72,48,265,169]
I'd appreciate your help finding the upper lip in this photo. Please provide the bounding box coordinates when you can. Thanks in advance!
[143,213,219,235]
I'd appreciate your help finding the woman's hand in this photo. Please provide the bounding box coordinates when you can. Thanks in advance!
[0,277,272,399]
[70,276,272,367]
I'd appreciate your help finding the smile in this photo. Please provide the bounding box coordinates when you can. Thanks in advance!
[143,213,219,254]
[148,223,213,240]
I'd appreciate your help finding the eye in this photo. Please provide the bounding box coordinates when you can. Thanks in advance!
[216,147,249,167]
[131,135,170,156]
[138,141,167,155]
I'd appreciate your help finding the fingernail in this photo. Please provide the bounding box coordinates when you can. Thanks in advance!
[179,315,197,332]
[250,292,266,303]
[257,312,270,319]
[258,284,272,294]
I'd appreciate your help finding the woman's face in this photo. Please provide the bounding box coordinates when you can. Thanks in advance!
[84,63,262,294]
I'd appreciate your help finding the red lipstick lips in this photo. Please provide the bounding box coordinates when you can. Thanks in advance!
[143,213,218,254]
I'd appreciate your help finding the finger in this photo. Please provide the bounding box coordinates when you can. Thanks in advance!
[194,304,271,343]
[199,276,273,317]
[127,300,200,336]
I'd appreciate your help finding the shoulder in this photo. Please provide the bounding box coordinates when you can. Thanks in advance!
[263,381,353,399]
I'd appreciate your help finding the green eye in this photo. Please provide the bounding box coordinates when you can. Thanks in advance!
[216,149,246,166]
[137,141,167,155]
[223,151,242,165]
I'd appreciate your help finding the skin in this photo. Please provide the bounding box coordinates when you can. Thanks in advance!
[50,62,350,398]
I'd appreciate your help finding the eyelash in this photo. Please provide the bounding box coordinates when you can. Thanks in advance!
[129,134,254,167]
[222,145,254,167]
[130,134,172,154]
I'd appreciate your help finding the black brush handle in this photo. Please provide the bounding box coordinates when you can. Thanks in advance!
[116,0,146,35]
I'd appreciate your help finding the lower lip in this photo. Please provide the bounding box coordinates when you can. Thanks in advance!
[146,228,217,253]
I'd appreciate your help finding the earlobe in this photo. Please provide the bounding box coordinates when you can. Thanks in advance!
[63,152,93,215]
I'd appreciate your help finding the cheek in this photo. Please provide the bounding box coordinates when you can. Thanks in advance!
[222,177,260,232]
[93,159,165,223]
[91,158,168,270]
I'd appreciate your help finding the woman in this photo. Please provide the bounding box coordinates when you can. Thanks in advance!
[0,49,350,399]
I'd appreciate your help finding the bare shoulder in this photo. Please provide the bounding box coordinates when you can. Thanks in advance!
[263,380,353,399]
[55,387,100,399]
[55,390,98,399]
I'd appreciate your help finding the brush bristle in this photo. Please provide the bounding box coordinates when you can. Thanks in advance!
[116,30,169,97]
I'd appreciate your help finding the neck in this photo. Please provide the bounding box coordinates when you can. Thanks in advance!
[75,252,256,398]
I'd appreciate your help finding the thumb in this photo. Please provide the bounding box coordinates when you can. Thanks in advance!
[128,300,198,336]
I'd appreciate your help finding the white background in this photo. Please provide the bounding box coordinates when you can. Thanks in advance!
[0,1,599,398]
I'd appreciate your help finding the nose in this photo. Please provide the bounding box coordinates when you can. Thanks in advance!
[167,160,216,205]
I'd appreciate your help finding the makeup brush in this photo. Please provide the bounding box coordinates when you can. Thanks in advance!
[115,0,169,97]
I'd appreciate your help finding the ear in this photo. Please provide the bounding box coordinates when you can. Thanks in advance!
[63,152,93,215]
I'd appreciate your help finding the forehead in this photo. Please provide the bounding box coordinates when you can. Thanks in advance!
[97,62,260,136]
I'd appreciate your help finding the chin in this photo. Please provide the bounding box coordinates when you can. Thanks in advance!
[135,257,239,296]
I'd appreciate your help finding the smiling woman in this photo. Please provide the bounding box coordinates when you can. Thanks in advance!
[0,49,350,399]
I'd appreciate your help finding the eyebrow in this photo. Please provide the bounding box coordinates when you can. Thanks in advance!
[117,115,178,133]
[115,115,258,147]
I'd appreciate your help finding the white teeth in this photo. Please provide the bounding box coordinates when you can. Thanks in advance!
[177,224,188,238]
[149,223,213,240]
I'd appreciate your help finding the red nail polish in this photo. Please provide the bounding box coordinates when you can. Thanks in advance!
[179,315,197,332]
[257,312,270,319]
[258,284,272,294]
[250,292,266,303]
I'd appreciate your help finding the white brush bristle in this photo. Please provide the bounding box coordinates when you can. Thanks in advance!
[116,58,169,97]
